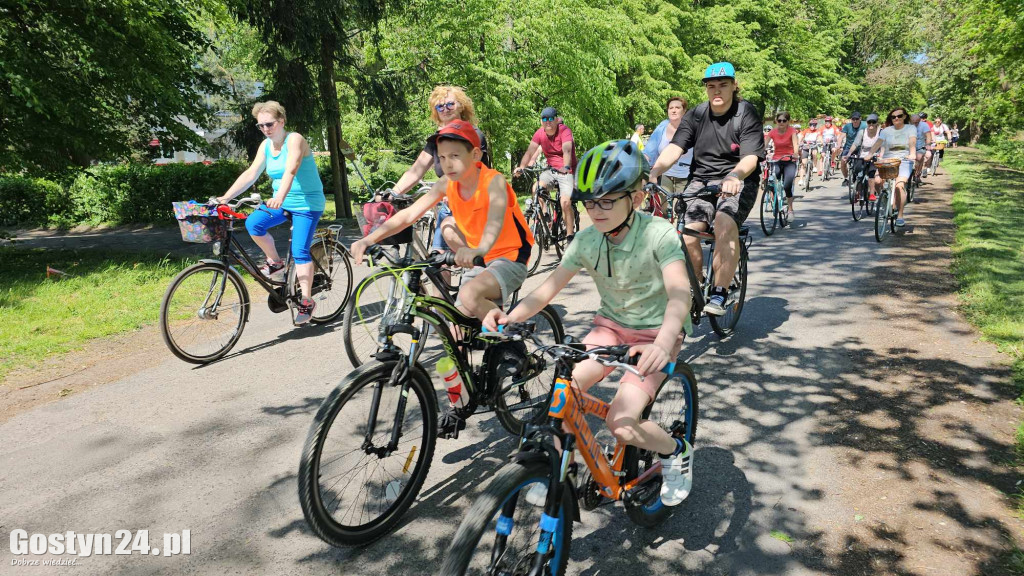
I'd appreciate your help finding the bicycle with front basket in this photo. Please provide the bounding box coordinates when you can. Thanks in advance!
[160,194,353,363]
[300,249,564,547]
[439,327,698,575]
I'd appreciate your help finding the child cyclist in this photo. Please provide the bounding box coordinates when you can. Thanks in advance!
[483,140,694,506]
[350,121,534,319]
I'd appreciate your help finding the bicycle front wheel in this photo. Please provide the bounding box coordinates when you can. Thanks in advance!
[708,242,748,338]
[525,212,545,276]
[759,183,778,236]
[875,189,890,242]
[490,304,564,436]
[623,362,699,527]
[343,270,427,367]
[298,360,437,547]
[439,460,572,576]
[160,262,249,364]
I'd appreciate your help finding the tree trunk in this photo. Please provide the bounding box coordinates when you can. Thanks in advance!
[319,38,351,219]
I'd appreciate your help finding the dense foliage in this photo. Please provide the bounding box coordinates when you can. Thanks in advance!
[1,0,1020,205]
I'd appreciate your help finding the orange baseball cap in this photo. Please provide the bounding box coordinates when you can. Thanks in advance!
[428,120,480,149]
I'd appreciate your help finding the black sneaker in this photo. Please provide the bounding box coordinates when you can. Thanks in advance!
[841,178,849,186]
[565,234,575,245]
[704,287,728,316]
[294,298,316,325]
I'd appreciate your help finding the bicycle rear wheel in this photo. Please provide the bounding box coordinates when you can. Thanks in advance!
[291,239,353,324]
[298,360,437,547]
[490,304,564,436]
[438,460,572,576]
[623,363,699,527]
[759,182,778,236]
[874,188,891,242]
[343,269,428,367]
[160,262,249,364]
[708,242,748,338]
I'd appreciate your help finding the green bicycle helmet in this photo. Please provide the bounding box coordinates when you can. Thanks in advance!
[574,139,650,201]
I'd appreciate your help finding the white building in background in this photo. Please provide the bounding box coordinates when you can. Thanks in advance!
[153,82,263,164]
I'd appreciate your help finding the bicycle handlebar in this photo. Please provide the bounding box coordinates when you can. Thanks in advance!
[365,244,485,269]
[644,181,722,200]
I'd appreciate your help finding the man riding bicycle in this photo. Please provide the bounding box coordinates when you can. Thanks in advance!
[820,116,842,176]
[649,61,765,315]
[796,118,822,188]
[514,107,578,242]
[840,112,866,185]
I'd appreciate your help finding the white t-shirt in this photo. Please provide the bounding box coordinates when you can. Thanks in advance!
[880,125,917,160]
[859,130,882,160]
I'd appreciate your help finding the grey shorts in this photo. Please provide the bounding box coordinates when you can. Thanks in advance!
[682,178,759,228]
[455,258,528,308]
[539,170,574,200]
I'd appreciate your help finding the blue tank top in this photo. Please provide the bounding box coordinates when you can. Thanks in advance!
[265,134,326,212]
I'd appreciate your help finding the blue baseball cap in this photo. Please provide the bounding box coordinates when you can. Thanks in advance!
[703,62,736,82]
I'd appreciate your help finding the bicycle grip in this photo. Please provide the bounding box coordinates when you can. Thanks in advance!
[625,352,676,375]
[216,204,247,220]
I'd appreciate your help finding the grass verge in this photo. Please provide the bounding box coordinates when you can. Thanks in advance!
[942,147,1024,520]
[0,247,198,383]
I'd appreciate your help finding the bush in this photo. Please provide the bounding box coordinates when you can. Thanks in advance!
[316,153,414,202]
[0,177,65,226]
[985,132,1024,172]
[1,161,253,227]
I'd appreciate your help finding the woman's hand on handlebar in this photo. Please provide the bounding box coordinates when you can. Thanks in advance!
[482,308,508,333]
[629,343,671,377]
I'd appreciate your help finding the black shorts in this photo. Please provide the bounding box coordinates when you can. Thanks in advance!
[682,178,759,228]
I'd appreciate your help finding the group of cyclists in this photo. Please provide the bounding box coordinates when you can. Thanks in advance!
[210,60,957,570]
[759,108,953,227]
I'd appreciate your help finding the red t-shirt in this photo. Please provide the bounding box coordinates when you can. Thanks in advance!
[767,127,796,160]
[532,124,576,171]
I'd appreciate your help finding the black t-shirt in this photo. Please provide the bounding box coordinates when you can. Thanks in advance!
[670,100,765,182]
[423,126,491,178]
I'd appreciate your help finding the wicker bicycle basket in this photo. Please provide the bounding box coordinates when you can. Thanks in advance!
[874,158,902,181]
[935,142,947,151]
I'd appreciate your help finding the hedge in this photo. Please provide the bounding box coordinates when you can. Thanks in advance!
[1,156,420,228]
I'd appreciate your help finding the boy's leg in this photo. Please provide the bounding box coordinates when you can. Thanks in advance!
[606,383,676,455]
[455,258,527,319]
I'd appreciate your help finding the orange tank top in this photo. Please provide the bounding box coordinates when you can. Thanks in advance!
[445,164,534,264]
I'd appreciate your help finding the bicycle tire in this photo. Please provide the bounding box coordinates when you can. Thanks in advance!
[160,262,249,364]
[526,212,545,276]
[490,304,564,436]
[759,182,778,236]
[286,239,353,324]
[298,360,437,547]
[851,179,867,222]
[708,242,748,338]
[874,188,890,242]
[343,269,430,367]
[413,215,435,260]
[438,460,572,576]
[623,363,699,527]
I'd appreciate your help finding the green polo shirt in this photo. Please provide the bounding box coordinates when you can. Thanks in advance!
[561,212,689,331]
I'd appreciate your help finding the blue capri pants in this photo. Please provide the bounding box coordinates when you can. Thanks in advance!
[245,205,323,264]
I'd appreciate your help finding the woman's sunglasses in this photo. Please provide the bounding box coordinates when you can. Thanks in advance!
[434,101,457,112]
[776,118,788,122]
[892,113,906,120]
[867,120,878,125]
[582,194,629,211]
[255,120,277,130]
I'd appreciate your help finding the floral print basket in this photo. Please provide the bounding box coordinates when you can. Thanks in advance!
[172,201,226,243]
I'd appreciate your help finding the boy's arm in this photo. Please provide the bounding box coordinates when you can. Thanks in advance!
[351,181,444,263]
[484,264,576,331]
[654,260,690,351]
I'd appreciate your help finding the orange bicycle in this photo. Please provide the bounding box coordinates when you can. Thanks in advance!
[439,326,698,575]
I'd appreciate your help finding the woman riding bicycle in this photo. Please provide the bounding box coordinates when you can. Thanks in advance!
[389,86,490,252]
[849,113,883,202]
[868,107,917,228]
[644,97,693,203]
[216,100,325,324]
[764,111,800,220]
[796,118,823,187]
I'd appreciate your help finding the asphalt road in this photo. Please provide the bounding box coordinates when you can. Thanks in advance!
[1,172,1021,575]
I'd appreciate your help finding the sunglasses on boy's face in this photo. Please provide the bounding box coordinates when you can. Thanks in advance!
[255,120,277,130]
[582,194,629,211]
[434,101,457,112]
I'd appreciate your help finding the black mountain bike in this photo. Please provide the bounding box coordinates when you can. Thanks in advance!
[518,166,580,276]
[299,250,564,547]
[160,195,353,363]
[847,154,873,221]
[648,182,750,338]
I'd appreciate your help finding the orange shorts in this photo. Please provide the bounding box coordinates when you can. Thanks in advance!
[582,315,684,401]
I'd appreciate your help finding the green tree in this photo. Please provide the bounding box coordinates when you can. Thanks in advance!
[0,0,217,174]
